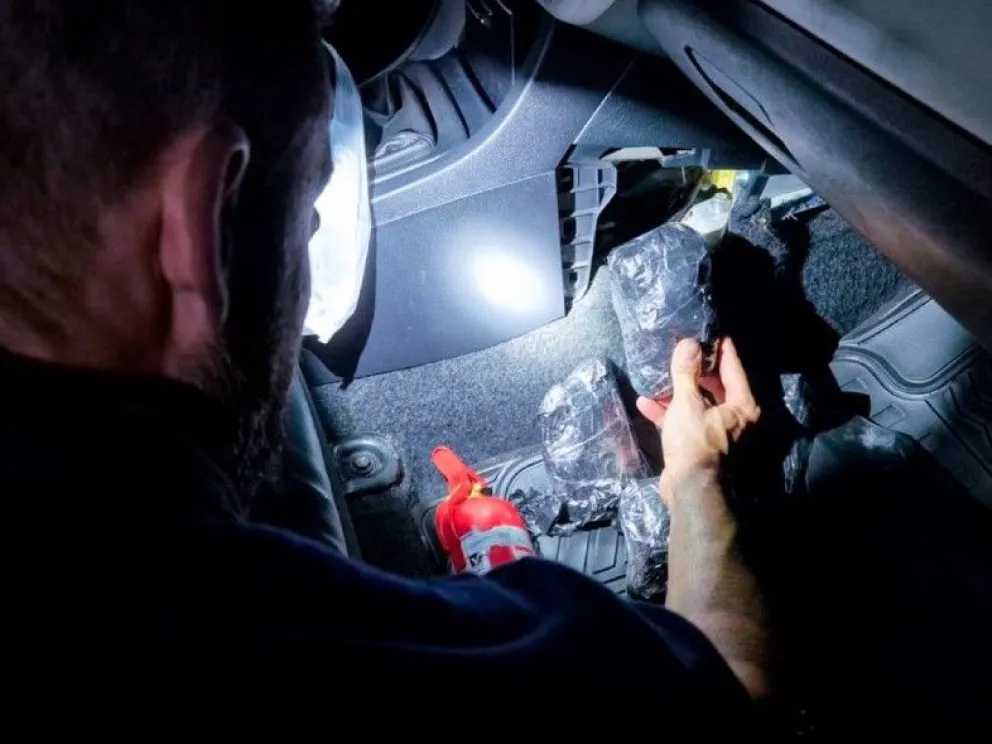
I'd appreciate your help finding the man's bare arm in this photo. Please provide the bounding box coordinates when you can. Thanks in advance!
[638,338,768,699]
[665,466,769,699]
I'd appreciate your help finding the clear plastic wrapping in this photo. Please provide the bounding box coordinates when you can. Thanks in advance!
[507,486,563,539]
[619,478,671,600]
[537,359,650,535]
[782,373,815,495]
[609,223,718,399]
[681,192,733,248]
[782,374,816,427]
[305,44,372,343]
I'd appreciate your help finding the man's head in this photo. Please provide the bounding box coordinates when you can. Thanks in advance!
[0,1,338,490]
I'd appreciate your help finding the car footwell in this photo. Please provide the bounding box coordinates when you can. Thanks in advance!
[307,204,992,738]
[306,206,911,574]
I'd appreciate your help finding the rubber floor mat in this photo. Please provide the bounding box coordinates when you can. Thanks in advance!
[830,287,992,505]
[418,448,631,594]
[482,450,629,594]
[432,287,992,594]
[791,416,992,740]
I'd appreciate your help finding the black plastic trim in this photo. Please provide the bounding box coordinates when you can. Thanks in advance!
[319,16,766,377]
[639,0,992,351]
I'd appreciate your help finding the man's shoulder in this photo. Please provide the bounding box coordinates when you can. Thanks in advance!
[186,520,695,659]
[188,519,583,621]
[179,522,752,726]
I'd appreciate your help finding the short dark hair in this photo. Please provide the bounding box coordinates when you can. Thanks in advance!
[0,0,335,334]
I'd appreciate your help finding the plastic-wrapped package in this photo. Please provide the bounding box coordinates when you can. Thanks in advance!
[681,192,733,248]
[619,478,671,600]
[782,374,815,495]
[609,223,718,399]
[782,373,816,428]
[538,359,650,534]
[507,486,563,539]
[305,44,372,343]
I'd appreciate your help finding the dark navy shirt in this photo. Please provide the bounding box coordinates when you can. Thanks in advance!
[0,349,754,733]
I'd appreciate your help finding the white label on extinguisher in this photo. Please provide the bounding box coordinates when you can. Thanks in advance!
[460,526,535,575]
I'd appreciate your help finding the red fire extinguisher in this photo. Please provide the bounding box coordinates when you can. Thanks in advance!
[432,446,536,575]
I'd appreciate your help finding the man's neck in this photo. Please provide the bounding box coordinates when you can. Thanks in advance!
[0,315,163,376]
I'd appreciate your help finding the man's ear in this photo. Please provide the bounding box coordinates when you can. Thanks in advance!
[157,120,250,382]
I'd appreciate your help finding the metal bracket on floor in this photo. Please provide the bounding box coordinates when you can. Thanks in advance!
[334,435,404,496]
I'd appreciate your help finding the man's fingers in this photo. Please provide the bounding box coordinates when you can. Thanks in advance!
[712,404,753,444]
[699,375,727,405]
[670,338,703,399]
[718,337,759,418]
[636,396,670,426]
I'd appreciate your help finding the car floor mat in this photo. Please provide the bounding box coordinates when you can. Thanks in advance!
[425,287,992,598]
[418,447,631,594]
[830,286,992,505]
[774,417,992,740]
[482,449,630,594]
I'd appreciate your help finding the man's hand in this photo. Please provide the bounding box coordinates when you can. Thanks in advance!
[636,338,760,504]
[637,336,769,700]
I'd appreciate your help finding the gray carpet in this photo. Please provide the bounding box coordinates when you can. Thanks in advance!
[312,206,909,575]
[312,261,626,508]
[729,206,909,338]
[801,211,908,335]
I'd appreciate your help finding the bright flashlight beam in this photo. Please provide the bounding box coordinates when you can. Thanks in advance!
[472,253,548,313]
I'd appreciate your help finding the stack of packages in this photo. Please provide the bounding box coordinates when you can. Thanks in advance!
[610,222,718,597]
[512,220,718,599]
[513,185,841,595]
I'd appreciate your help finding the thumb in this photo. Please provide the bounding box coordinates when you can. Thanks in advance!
[670,338,703,398]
